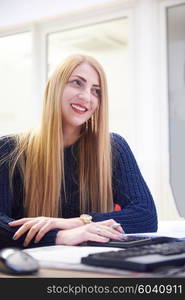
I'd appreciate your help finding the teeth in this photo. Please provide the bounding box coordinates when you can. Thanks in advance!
[71,104,86,111]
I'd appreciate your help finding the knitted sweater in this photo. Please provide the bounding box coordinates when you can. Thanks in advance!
[0,133,157,249]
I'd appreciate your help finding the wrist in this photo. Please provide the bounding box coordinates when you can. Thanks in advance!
[55,230,64,245]
[70,217,87,226]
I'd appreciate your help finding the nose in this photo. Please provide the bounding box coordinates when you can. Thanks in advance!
[77,88,91,104]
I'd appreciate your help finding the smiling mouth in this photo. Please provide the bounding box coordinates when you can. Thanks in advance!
[71,103,88,114]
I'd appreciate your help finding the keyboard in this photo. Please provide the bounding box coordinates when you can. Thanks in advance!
[81,235,177,248]
[81,240,185,272]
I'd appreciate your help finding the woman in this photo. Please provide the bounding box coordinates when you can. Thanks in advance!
[0,54,157,249]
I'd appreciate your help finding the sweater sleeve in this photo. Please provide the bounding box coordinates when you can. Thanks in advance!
[0,136,60,249]
[89,133,158,233]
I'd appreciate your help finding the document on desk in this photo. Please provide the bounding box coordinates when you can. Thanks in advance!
[24,245,150,277]
[130,220,185,239]
[157,220,185,239]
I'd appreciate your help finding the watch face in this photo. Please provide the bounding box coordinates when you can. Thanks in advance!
[80,214,92,224]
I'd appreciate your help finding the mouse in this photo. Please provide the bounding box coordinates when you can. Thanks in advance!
[0,247,39,275]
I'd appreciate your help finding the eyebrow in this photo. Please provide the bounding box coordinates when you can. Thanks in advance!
[71,75,100,87]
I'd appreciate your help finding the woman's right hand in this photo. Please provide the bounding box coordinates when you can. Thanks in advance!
[9,216,85,247]
[55,219,124,245]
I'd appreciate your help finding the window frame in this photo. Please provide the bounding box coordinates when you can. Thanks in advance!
[159,0,185,218]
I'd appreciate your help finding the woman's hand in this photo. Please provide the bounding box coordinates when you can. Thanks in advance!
[55,219,125,246]
[8,216,84,247]
[9,217,124,247]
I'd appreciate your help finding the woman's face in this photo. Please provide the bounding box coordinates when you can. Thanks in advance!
[61,62,101,131]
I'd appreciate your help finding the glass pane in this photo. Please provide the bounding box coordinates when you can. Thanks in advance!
[47,18,129,136]
[0,32,32,136]
[167,4,185,217]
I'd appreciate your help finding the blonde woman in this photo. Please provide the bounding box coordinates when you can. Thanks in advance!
[0,54,157,249]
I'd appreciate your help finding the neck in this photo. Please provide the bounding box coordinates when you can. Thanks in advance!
[63,125,81,147]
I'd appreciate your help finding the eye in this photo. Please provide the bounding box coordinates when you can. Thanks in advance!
[92,87,101,97]
[69,79,82,87]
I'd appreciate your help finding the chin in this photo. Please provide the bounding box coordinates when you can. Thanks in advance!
[68,120,86,129]
[71,117,90,127]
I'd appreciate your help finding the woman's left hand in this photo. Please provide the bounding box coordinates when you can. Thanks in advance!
[8,216,84,247]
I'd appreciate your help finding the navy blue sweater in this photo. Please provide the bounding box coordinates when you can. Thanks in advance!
[0,133,157,249]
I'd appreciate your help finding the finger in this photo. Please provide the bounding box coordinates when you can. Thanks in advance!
[98,219,124,233]
[87,232,110,243]
[12,219,38,240]
[34,221,55,243]
[23,221,46,247]
[96,227,123,240]
[9,218,33,226]
[110,223,125,234]
[97,224,123,237]
[87,222,121,236]
[116,226,124,234]
[88,223,123,240]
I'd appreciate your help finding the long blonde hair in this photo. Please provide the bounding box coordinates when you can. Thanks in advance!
[9,54,113,217]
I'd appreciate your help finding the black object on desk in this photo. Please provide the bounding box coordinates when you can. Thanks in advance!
[0,247,39,275]
[81,240,185,272]
[81,235,177,248]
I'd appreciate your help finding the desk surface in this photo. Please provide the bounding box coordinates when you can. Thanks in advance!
[0,268,129,278]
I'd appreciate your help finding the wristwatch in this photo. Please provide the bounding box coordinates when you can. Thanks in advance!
[80,214,92,224]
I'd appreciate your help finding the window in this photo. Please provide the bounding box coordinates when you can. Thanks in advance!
[47,18,129,136]
[0,32,32,135]
[167,3,185,217]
